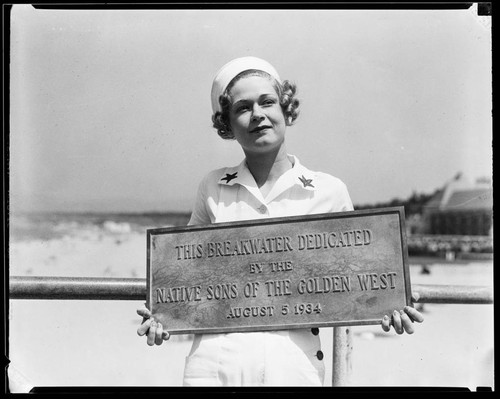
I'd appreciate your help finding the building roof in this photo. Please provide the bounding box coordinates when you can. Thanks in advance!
[424,189,444,211]
[443,188,493,210]
[424,174,493,212]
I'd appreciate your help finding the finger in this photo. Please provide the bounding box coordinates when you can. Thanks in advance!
[392,310,403,334]
[162,331,170,341]
[381,315,391,332]
[137,308,152,319]
[404,306,424,323]
[400,310,414,334]
[411,292,420,303]
[155,322,164,346]
[147,321,157,346]
[137,317,152,336]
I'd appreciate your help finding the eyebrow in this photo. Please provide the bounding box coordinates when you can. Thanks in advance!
[232,93,278,107]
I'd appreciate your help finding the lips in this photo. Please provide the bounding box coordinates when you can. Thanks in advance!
[250,125,271,133]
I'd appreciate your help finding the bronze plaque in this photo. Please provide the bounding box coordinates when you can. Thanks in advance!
[146,207,412,335]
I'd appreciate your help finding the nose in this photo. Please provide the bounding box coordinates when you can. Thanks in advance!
[251,104,265,121]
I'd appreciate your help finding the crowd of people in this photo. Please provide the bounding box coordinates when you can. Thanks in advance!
[407,234,493,258]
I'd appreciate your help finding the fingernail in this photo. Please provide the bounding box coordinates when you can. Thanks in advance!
[383,315,389,320]
[400,310,404,315]
[393,310,398,316]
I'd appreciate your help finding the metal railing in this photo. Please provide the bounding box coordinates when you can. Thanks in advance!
[9,276,494,304]
[8,276,494,387]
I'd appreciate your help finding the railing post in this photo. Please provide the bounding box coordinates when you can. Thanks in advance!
[331,326,353,386]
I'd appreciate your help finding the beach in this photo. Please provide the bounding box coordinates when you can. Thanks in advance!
[7,215,494,391]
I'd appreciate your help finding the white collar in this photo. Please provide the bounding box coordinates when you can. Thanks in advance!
[218,155,317,203]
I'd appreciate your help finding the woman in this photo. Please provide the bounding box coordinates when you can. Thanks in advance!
[137,56,423,386]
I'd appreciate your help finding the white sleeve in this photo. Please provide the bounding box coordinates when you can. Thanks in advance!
[188,175,212,226]
[321,173,354,213]
[338,181,354,212]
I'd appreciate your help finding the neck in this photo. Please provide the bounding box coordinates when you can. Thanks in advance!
[244,146,292,188]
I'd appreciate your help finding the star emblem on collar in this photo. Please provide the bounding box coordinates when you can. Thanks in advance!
[221,172,238,183]
[299,175,314,188]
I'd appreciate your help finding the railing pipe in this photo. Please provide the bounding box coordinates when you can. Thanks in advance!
[8,276,494,304]
[8,276,146,300]
[413,283,493,304]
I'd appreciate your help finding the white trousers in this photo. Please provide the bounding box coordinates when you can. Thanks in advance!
[183,329,325,386]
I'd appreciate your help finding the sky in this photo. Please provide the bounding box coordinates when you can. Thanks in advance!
[8,4,492,213]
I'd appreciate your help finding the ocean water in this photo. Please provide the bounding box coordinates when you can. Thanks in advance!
[9,211,492,259]
[8,211,192,243]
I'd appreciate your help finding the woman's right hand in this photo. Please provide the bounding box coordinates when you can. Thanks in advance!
[136,306,170,346]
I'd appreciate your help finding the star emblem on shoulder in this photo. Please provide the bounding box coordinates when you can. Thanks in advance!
[299,175,314,188]
[221,172,238,183]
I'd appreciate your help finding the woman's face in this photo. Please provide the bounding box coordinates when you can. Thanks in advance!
[228,75,287,156]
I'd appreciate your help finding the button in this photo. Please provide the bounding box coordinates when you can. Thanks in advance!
[316,350,324,360]
[311,328,319,336]
[257,205,267,214]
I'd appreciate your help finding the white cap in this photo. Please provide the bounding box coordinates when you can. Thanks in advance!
[210,56,281,114]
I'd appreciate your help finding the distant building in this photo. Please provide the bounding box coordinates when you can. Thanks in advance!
[422,174,493,236]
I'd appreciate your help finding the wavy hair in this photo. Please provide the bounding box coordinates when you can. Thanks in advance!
[212,70,300,140]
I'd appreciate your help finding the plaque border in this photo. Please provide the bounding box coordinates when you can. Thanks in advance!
[146,206,412,334]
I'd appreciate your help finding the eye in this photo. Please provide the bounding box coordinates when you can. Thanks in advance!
[233,103,249,113]
[262,98,276,106]
[235,105,249,113]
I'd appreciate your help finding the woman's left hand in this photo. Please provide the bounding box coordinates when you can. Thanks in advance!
[381,293,424,334]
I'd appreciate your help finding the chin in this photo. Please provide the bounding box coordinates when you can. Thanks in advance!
[246,140,282,153]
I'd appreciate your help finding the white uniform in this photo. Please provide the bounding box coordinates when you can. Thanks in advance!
[183,155,353,386]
